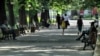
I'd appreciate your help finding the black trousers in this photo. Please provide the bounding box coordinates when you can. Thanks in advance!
[77,30,89,40]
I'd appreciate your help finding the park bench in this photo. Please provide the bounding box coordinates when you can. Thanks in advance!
[82,32,97,50]
[0,27,13,40]
[0,27,19,40]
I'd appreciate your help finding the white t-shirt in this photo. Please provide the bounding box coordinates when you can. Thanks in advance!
[63,15,69,21]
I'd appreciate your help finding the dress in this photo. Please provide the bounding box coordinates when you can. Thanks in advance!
[61,21,66,29]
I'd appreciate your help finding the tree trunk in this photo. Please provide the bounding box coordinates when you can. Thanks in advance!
[0,0,7,25]
[45,9,50,20]
[7,0,15,27]
[18,0,27,25]
[41,0,50,24]
[29,10,33,24]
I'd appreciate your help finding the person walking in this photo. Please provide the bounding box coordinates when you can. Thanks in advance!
[56,13,61,29]
[61,17,66,35]
[63,14,70,29]
[76,21,97,41]
[92,6,98,19]
[77,16,83,35]
[34,12,40,30]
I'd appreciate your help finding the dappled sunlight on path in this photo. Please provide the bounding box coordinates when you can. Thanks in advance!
[0,20,95,56]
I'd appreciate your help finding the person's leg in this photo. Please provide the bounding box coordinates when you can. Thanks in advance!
[78,26,80,35]
[76,31,86,40]
[62,28,64,35]
[65,21,67,28]
[57,22,60,29]
[79,26,82,34]
[36,22,40,30]
[58,22,60,29]
[95,14,98,19]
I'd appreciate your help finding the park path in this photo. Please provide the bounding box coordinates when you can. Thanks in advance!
[0,20,94,56]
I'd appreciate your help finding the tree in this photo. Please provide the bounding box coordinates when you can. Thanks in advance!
[6,0,15,27]
[18,0,27,25]
[0,0,7,25]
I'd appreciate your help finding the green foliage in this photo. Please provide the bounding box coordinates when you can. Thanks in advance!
[7,0,100,20]
[12,0,100,14]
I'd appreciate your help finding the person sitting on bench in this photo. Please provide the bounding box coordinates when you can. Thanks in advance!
[1,21,16,40]
[76,21,97,41]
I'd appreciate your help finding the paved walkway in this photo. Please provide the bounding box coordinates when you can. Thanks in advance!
[0,20,98,56]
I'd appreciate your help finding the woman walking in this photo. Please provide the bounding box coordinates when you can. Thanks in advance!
[61,17,66,35]
[56,13,61,29]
